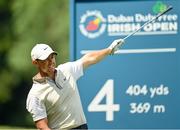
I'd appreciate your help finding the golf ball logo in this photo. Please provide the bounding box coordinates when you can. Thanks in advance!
[79,10,106,39]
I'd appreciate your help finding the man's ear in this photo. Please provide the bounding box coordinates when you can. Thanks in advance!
[32,60,38,65]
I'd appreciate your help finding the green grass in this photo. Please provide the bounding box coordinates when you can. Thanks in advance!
[0,126,35,130]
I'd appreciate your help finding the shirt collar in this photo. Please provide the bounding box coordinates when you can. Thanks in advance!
[32,73,47,84]
[32,69,58,84]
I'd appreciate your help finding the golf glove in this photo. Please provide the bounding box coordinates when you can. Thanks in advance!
[108,39,124,55]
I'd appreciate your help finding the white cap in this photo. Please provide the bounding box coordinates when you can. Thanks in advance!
[31,44,57,61]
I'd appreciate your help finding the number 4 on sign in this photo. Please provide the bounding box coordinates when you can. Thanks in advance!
[88,79,120,121]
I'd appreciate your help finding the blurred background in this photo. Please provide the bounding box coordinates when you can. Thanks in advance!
[0,0,69,129]
[1,0,179,129]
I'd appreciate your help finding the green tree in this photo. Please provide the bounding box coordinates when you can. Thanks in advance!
[0,0,69,127]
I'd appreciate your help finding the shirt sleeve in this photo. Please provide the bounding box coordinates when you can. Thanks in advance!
[59,59,84,80]
[26,95,47,122]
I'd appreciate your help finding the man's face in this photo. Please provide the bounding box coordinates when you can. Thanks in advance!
[36,53,56,76]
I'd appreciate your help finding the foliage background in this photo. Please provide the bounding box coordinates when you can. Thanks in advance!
[0,0,69,128]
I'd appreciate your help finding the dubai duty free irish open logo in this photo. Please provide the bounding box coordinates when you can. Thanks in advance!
[79,10,106,39]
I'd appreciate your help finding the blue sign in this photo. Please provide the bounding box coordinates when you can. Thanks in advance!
[70,0,180,129]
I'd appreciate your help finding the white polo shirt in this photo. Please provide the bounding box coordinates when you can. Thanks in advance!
[26,60,87,129]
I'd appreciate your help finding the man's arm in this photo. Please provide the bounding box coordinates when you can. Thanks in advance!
[80,39,124,69]
[80,48,111,69]
[35,118,51,130]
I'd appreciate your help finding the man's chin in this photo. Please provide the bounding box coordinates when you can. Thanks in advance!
[48,67,55,73]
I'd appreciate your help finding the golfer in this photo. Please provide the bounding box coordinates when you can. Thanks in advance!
[26,39,124,130]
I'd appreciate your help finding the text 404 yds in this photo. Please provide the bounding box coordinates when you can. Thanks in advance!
[126,84,169,98]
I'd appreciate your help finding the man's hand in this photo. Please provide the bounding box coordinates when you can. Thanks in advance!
[108,39,125,55]
[35,118,51,130]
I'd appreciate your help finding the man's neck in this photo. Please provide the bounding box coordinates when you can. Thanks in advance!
[39,70,56,81]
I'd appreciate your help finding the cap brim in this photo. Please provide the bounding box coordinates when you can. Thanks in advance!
[37,51,57,60]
